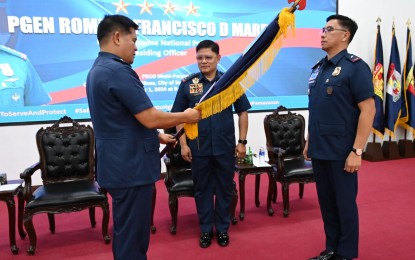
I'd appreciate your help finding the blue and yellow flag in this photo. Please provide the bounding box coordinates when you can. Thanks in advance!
[398,27,412,127]
[384,27,402,138]
[372,24,385,139]
[184,2,300,139]
[400,26,415,134]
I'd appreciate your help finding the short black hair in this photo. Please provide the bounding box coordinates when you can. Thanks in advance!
[327,14,358,43]
[196,40,219,55]
[97,14,139,43]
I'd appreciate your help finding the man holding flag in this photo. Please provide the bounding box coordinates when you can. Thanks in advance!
[303,15,375,260]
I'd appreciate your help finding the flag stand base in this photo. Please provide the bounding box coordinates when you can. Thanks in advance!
[398,139,415,158]
[382,141,401,160]
[363,142,384,161]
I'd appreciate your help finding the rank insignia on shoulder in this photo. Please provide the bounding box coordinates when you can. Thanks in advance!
[182,72,199,83]
[347,54,361,63]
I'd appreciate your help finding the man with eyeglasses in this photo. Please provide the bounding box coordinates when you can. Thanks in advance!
[303,15,375,260]
[171,40,250,248]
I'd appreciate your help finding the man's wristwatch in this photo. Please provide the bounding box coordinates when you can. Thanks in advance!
[352,148,363,156]
[238,139,247,145]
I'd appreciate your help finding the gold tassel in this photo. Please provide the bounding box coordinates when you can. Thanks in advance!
[184,7,296,140]
[277,8,296,38]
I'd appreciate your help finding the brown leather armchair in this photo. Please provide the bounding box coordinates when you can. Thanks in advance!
[163,127,238,234]
[20,116,111,255]
[264,106,315,217]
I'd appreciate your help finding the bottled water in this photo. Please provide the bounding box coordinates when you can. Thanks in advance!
[259,147,265,164]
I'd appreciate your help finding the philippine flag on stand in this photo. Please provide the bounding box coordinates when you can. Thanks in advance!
[384,27,402,137]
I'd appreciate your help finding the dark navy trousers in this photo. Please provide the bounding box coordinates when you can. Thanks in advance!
[312,159,359,259]
[191,153,235,233]
[107,184,153,260]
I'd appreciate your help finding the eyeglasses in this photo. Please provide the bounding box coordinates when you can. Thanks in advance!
[196,55,216,62]
[321,26,347,34]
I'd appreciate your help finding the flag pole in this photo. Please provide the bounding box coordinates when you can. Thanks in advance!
[364,17,386,161]
[160,0,304,158]
[371,17,382,145]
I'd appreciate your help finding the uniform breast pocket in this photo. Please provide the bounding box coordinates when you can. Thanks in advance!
[0,83,24,106]
[323,80,341,98]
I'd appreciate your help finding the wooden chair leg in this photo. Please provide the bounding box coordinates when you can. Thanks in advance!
[282,183,290,217]
[168,195,178,234]
[24,214,37,255]
[89,207,96,228]
[101,203,111,244]
[266,172,274,216]
[47,213,55,234]
[299,183,304,199]
[272,181,277,203]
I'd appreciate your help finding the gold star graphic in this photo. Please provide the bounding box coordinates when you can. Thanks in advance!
[160,0,178,15]
[112,0,131,14]
[184,1,199,16]
[138,0,154,15]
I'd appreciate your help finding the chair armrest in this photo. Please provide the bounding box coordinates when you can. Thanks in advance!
[266,146,286,163]
[163,156,171,166]
[20,162,40,201]
[268,147,286,177]
[163,156,173,184]
[271,147,286,157]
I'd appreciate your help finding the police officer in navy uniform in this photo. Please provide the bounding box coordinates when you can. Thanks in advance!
[171,40,251,248]
[0,45,51,106]
[304,15,375,260]
[86,15,200,260]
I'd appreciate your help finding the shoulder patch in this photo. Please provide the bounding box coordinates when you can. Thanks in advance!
[346,54,361,63]
[0,45,27,60]
[182,72,199,83]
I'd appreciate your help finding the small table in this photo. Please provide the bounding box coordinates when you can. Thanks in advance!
[235,162,274,220]
[0,179,26,254]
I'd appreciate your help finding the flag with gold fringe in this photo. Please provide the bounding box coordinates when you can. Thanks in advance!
[400,25,415,134]
[384,26,402,138]
[398,26,412,127]
[372,23,385,139]
[183,1,301,140]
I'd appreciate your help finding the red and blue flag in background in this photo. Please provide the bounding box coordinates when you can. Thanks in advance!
[384,27,402,138]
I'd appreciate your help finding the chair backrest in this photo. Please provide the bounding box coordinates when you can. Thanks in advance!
[36,116,95,185]
[263,106,306,164]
